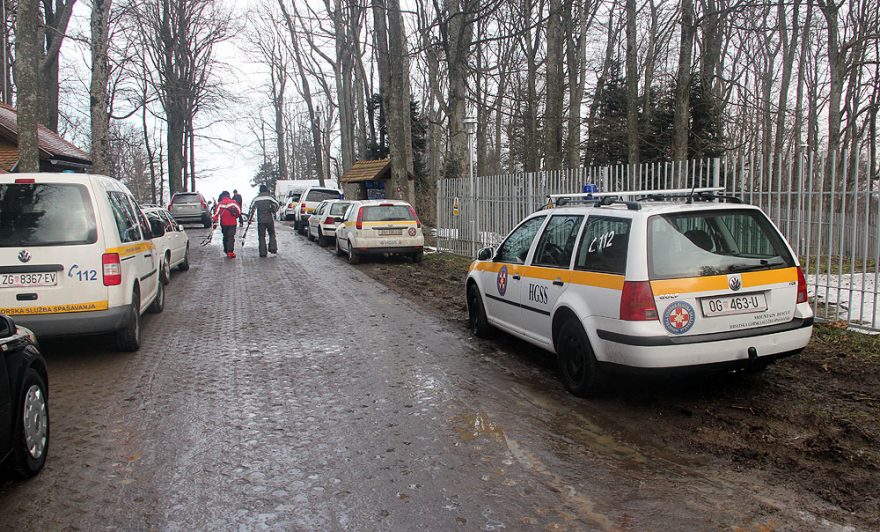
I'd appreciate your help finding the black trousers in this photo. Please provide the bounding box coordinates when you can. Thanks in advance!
[258,222,277,256]
[221,225,237,253]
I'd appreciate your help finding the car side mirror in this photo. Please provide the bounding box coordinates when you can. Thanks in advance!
[150,218,166,238]
[0,314,15,339]
[477,247,494,261]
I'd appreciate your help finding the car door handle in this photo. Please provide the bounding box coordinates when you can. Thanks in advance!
[512,274,521,280]
[144,253,153,258]
[553,279,564,286]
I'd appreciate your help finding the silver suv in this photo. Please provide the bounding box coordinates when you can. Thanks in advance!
[169,192,212,227]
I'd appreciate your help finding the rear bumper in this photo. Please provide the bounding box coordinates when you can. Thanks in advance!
[353,246,423,256]
[12,306,130,339]
[172,212,209,223]
[594,318,813,369]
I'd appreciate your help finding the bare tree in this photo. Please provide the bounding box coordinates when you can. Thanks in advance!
[90,0,112,175]
[40,0,77,132]
[15,0,40,172]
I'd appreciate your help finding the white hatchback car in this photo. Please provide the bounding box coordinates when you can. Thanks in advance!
[293,186,342,234]
[0,173,165,351]
[307,199,351,246]
[143,207,190,284]
[335,200,425,264]
[466,189,813,397]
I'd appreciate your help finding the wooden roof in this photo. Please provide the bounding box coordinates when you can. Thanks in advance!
[0,103,91,171]
[340,159,392,183]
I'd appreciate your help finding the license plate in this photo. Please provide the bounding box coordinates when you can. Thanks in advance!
[1,272,58,288]
[700,293,768,317]
[380,240,402,246]
[378,229,402,236]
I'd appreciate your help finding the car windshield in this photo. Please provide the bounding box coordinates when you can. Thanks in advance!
[174,194,200,204]
[306,189,340,202]
[648,209,794,279]
[288,193,302,202]
[363,205,414,222]
[0,183,98,246]
[329,202,350,216]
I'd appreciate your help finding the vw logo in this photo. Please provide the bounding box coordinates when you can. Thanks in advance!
[728,275,742,292]
[18,249,32,263]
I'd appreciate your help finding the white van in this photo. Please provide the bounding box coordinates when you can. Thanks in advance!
[0,173,165,351]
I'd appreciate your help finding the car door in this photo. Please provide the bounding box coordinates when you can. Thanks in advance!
[483,215,547,333]
[161,211,184,264]
[337,203,357,251]
[571,215,632,321]
[523,214,585,344]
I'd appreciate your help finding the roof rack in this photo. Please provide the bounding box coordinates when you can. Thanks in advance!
[546,187,744,209]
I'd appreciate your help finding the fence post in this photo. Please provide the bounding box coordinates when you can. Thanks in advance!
[435,179,442,254]
[712,157,720,188]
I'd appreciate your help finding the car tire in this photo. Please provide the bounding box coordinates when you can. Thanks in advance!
[412,250,424,263]
[159,255,171,285]
[202,215,211,228]
[318,230,328,247]
[147,281,164,314]
[307,229,316,242]
[7,367,49,479]
[348,246,360,265]
[467,284,496,339]
[114,290,141,352]
[556,317,606,398]
[336,238,345,257]
[178,244,190,271]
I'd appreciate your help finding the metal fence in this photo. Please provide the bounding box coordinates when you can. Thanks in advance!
[435,151,880,332]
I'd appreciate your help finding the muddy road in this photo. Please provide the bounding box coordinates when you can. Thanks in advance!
[0,224,872,530]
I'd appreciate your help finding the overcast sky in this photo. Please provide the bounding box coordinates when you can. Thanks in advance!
[62,0,267,207]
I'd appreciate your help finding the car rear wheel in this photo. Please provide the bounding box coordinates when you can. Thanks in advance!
[412,250,424,263]
[159,254,171,285]
[348,246,361,264]
[556,318,606,397]
[147,281,165,314]
[307,228,316,242]
[115,290,141,352]
[178,244,190,271]
[318,230,328,247]
[467,284,496,338]
[202,215,211,228]
[335,238,345,256]
[7,368,49,479]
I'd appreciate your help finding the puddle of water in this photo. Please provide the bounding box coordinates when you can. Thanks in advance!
[453,412,506,442]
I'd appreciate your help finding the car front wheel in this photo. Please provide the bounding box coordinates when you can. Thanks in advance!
[467,284,496,338]
[556,318,606,397]
[8,367,49,479]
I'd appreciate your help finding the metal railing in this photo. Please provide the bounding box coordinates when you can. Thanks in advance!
[435,151,880,332]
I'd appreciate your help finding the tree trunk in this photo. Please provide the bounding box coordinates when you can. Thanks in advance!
[544,0,564,170]
[15,0,40,172]
[817,0,843,158]
[89,0,112,176]
[444,0,473,180]
[624,0,639,167]
[586,11,616,166]
[773,0,800,165]
[672,0,695,162]
[793,0,812,148]
[39,0,76,133]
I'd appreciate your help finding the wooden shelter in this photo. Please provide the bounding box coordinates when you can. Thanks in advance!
[0,103,92,173]
[339,159,414,200]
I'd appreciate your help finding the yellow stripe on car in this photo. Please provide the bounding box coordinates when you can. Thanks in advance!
[470,262,625,290]
[651,267,798,295]
[105,242,155,258]
[0,300,110,316]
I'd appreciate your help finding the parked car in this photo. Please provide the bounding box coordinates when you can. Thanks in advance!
[143,207,191,284]
[293,186,342,234]
[334,200,425,264]
[168,191,212,227]
[307,200,351,246]
[465,189,814,397]
[0,314,48,479]
[0,173,166,352]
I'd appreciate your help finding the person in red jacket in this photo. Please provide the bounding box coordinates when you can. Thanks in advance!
[213,190,242,258]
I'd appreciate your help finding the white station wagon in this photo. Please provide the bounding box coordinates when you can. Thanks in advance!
[466,188,813,397]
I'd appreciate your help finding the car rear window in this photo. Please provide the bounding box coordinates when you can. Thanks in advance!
[288,193,302,202]
[0,183,98,246]
[362,205,414,222]
[648,209,795,279]
[329,202,350,216]
[173,194,200,204]
[306,189,340,202]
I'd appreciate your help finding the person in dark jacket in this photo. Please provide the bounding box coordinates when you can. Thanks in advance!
[248,184,279,257]
[232,189,244,226]
[213,191,242,258]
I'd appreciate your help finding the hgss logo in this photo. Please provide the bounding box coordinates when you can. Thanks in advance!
[18,250,32,263]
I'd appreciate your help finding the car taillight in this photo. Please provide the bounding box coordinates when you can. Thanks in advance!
[301,202,306,213]
[796,266,808,304]
[200,198,207,209]
[288,202,294,208]
[14,178,36,184]
[102,253,122,286]
[325,216,335,225]
[620,281,658,321]
[356,207,364,230]
[407,205,421,228]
